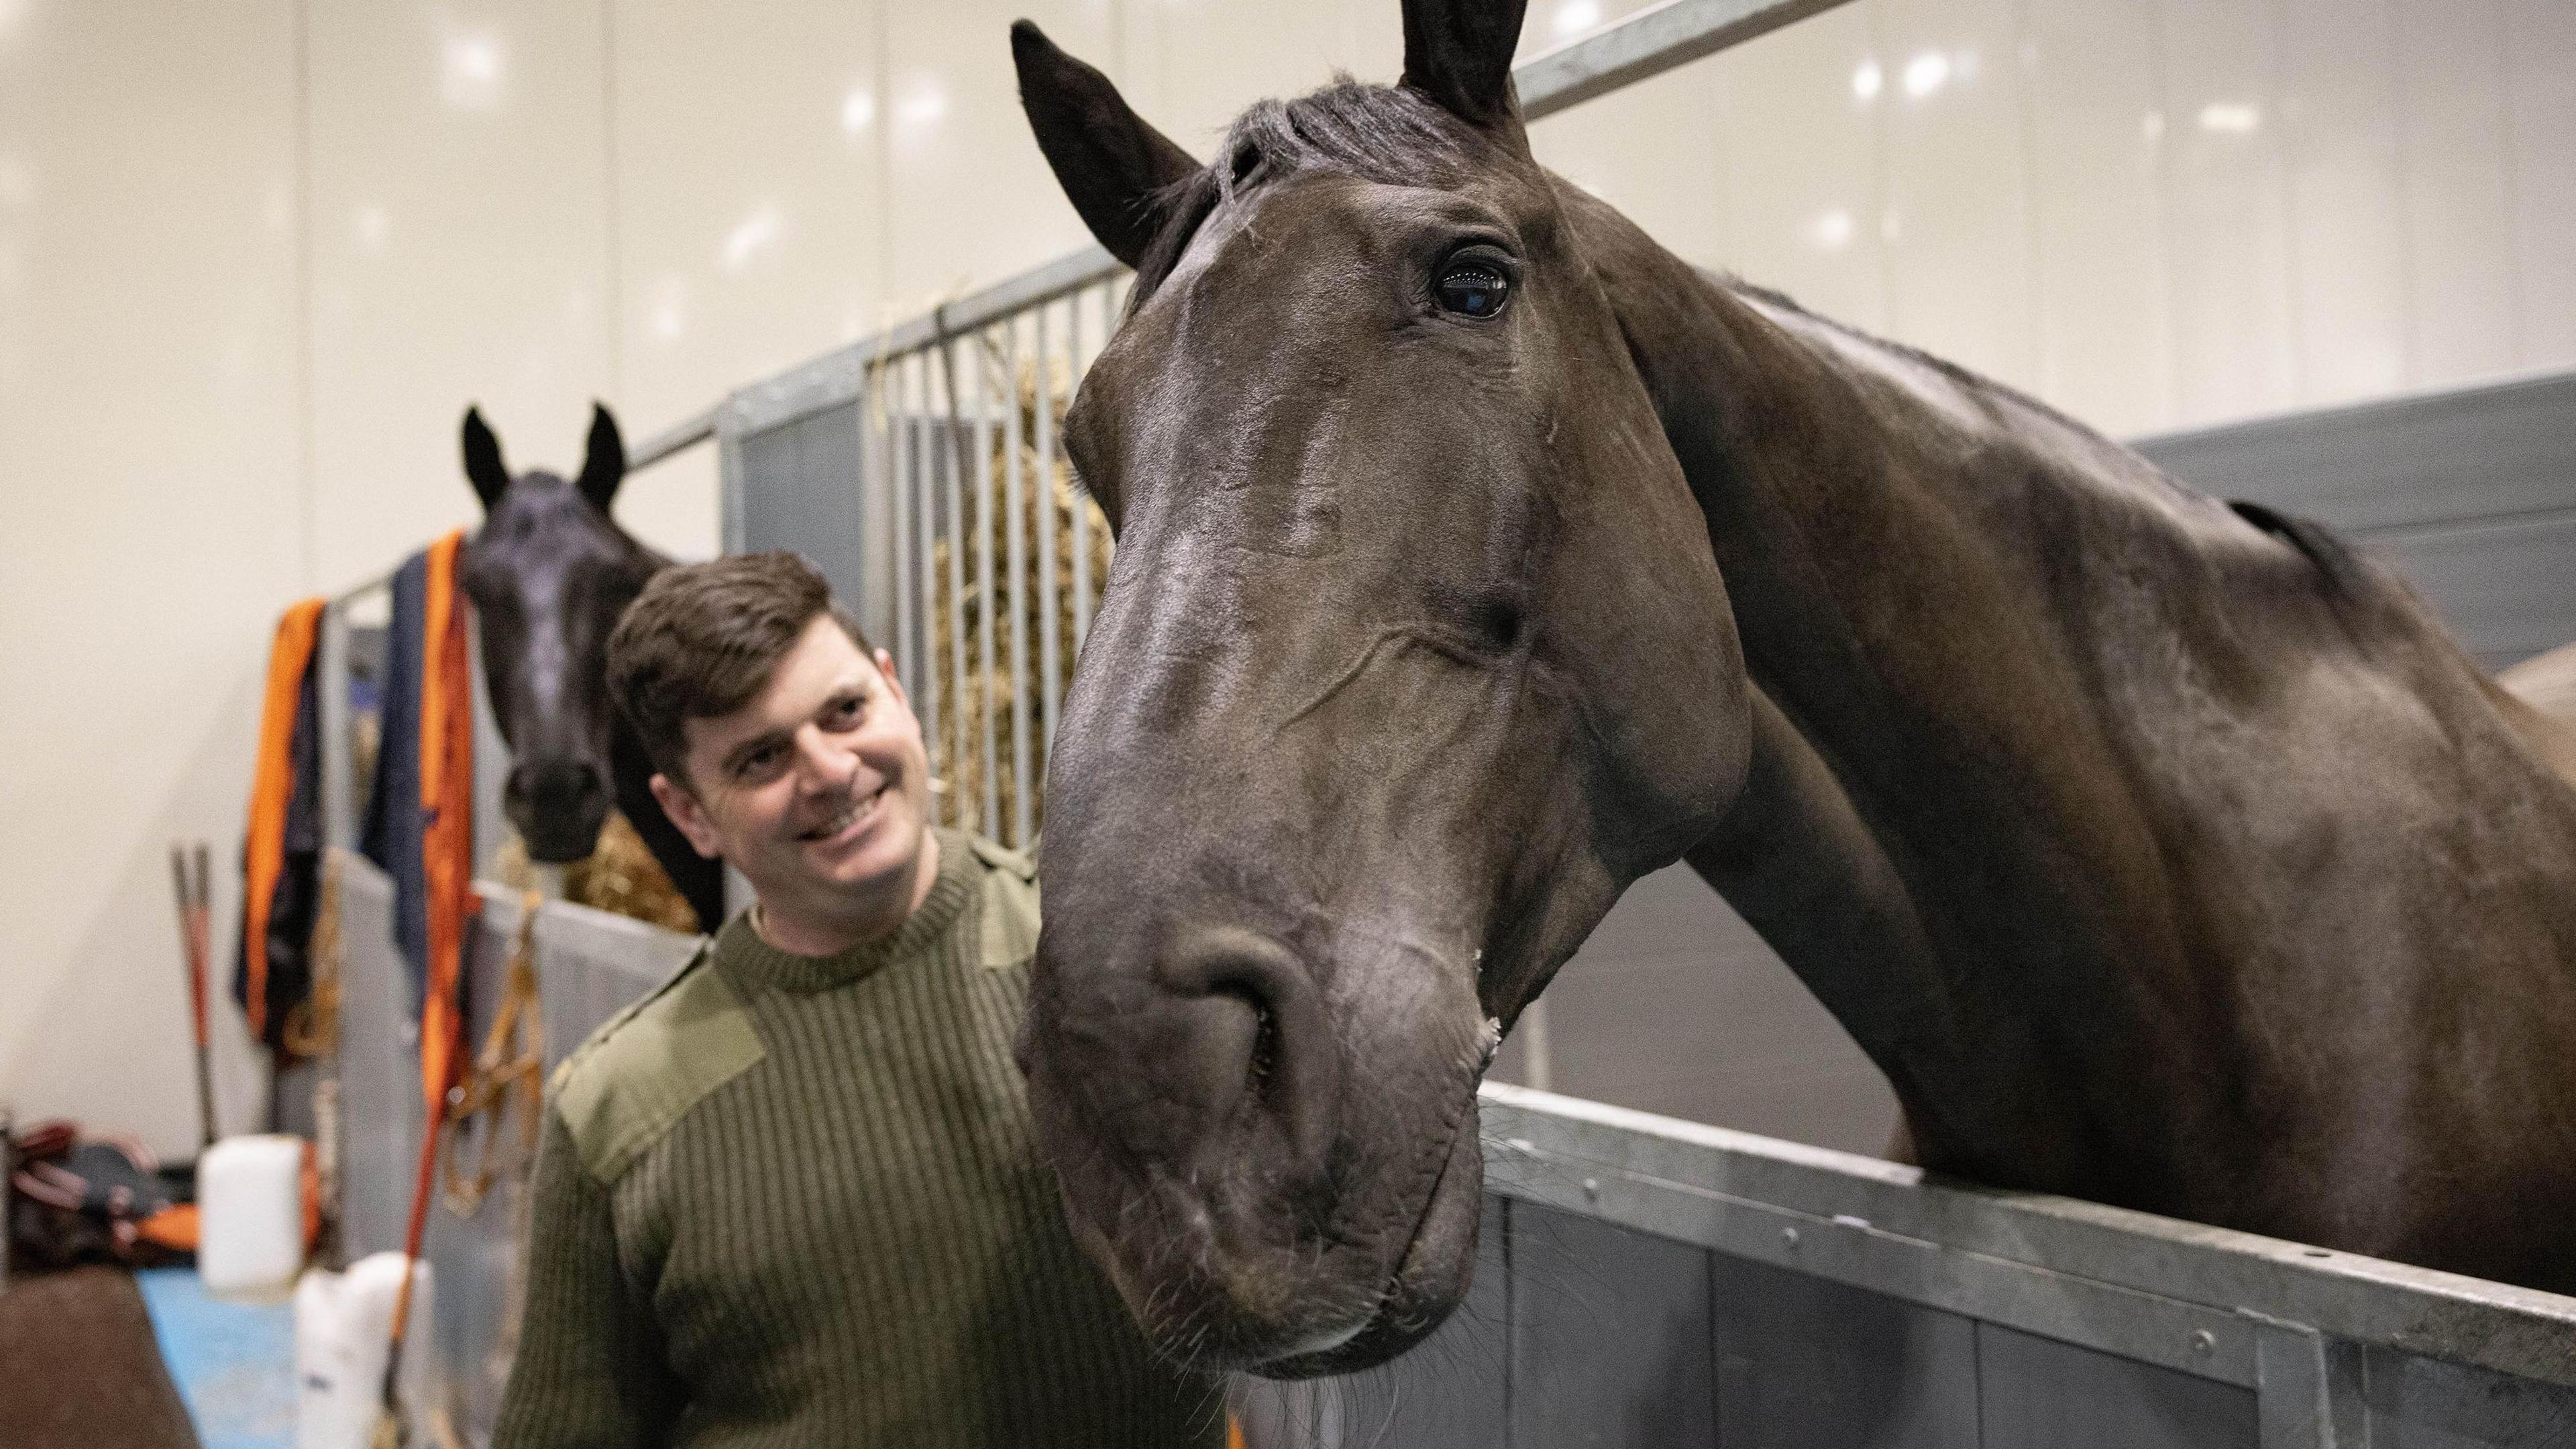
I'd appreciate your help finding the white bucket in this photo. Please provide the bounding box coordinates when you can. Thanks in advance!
[197,1133,304,1297]
[294,1252,438,1449]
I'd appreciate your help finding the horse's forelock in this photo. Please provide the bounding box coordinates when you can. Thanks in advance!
[1214,81,1483,201]
[1126,82,1501,308]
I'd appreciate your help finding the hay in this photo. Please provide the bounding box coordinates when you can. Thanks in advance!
[924,356,1111,847]
[490,810,701,935]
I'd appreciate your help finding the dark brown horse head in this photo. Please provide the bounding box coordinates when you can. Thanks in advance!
[457,404,664,864]
[1011,0,1752,1375]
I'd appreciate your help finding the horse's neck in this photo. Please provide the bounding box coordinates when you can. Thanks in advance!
[1575,195,2324,1193]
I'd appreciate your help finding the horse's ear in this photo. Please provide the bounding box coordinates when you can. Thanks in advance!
[1399,0,1531,133]
[462,406,509,511]
[577,402,626,514]
[1011,20,1200,268]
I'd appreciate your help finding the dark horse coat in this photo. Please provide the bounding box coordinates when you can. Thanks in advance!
[1003,0,2576,1376]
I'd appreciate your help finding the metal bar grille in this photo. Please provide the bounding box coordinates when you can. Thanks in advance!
[758,274,1120,848]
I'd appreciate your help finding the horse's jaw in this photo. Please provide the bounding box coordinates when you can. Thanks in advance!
[1049,1073,1491,1379]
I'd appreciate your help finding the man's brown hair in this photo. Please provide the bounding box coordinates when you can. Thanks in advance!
[607,551,873,788]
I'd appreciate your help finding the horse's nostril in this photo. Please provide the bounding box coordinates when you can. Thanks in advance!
[1159,928,1338,1169]
[1246,1000,1278,1096]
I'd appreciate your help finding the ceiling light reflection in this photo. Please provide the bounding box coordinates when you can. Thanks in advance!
[1853,59,1882,101]
[442,30,504,109]
[2198,102,2261,134]
[1554,0,1601,38]
[722,207,782,270]
[896,79,947,131]
[1809,209,1855,251]
[842,88,876,135]
[1902,51,1949,99]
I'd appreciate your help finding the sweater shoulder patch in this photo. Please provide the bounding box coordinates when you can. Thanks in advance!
[965,834,1036,881]
[550,949,765,1185]
[971,843,1042,971]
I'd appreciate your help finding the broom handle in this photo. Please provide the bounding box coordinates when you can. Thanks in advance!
[172,843,217,1150]
[379,993,458,1436]
[193,843,217,1147]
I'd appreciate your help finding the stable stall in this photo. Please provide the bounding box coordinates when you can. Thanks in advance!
[294,2,2576,1445]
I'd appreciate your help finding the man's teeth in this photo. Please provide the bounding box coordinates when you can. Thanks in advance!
[808,793,873,840]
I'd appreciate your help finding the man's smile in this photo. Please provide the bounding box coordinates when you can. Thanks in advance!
[798,781,887,846]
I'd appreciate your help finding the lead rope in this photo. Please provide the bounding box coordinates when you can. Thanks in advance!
[439,891,546,1218]
[439,891,548,1423]
[286,849,348,1263]
[372,891,545,1449]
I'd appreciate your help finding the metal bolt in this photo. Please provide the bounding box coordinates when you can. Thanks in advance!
[1581,1177,1600,1200]
[1782,1227,1801,1247]
[2190,1330,2216,1356]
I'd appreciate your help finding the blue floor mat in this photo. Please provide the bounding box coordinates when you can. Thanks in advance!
[134,1269,296,1449]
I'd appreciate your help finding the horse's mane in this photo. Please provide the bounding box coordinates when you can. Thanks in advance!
[1720,276,2381,606]
[1719,276,2108,454]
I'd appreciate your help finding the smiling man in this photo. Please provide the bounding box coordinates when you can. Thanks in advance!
[492,552,1224,1448]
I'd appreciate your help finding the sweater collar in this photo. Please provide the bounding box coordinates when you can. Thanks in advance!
[715,829,978,994]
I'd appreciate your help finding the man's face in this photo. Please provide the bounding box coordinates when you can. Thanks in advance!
[651,614,933,921]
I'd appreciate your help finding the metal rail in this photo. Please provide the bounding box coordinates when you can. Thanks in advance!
[1519,0,1860,118]
[1480,1084,2576,1395]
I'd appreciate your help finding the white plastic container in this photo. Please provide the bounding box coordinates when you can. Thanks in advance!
[197,1133,305,1296]
[295,1252,437,1449]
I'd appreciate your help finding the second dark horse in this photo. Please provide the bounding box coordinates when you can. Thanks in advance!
[458,405,722,932]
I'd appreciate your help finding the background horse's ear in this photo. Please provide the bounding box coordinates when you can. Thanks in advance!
[462,406,510,511]
[1399,0,1531,133]
[1011,19,1200,268]
[577,402,626,514]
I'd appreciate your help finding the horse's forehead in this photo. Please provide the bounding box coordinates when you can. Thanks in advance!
[471,477,625,583]
[1171,159,1544,284]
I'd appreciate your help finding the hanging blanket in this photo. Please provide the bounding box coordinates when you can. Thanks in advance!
[359,531,478,1115]
[236,596,324,1052]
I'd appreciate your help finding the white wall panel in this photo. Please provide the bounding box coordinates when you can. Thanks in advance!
[1874,0,2037,390]
[1710,2,1889,333]
[2155,0,2300,425]
[2394,0,2518,391]
[0,0,302,1157]
[2503,0,2576,374]
[1529,55,1735,274]
[882,0,1112,317]
[303,0,615,585]
[2279,0,2406,405]
[1127,0,1366,157]
[610,0,888,561]
[2018,0,2172,436]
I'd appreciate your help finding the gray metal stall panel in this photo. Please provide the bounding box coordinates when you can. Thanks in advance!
[1512,1204,1718,1446]
[1460,1084,2576,1449]
[734,403,883,649]
[2137,368,2576,669]
[1711,1254,1980,1448]
[1976,1323,2257,1449]
[331,850,698,1447]
[334,853,417,1260]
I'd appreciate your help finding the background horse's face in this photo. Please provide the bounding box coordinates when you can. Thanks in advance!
[457,405,661,863]
[1012,0,1752,1376]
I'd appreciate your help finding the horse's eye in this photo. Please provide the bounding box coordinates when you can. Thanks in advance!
[1434,258,1512,319]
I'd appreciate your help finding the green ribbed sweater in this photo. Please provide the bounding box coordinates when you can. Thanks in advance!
[492,830,1226,1448]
